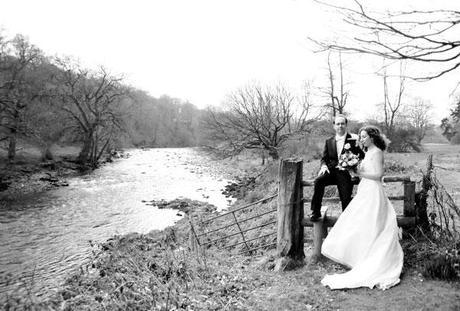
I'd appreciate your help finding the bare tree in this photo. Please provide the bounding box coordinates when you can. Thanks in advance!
[440,117,457,141]
[53,58,127,167]
[381,61,406,141]
[324,51,349,117]
[439,95,460,143]
[310,0,460,80]
[202,83,314,159]
[451,95,460,122]
[0,34,43,161]
[404,97,432,143]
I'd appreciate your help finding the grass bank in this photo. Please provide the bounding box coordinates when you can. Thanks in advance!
[0,145,82,203]
[0,143,126,203]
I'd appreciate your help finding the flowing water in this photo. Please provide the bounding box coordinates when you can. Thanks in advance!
[0,148,233,298]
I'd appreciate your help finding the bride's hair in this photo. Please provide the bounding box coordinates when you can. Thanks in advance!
[359,125,389,151]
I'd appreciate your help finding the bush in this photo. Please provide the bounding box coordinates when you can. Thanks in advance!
[347,120,366,134]
[384,159,410,174]
[450,132,460,144]
[387,127,421,152]
[222,176,257,199]
[279,135,322,160]
[245,190,265,203]
[423,254,459,281]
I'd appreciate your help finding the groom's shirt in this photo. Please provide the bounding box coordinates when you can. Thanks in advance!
[335,133,347,158]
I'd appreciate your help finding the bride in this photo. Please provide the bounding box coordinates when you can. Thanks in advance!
[321,125,403,290]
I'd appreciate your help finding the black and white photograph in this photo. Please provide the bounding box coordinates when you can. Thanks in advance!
[1,0,459,310]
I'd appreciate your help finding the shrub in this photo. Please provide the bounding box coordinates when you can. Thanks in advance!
[423,254,459,281]
[245,190,264,203]
[279,135,322,160]
[450,132,460,144]
[387,127,421,152]
[384,159,409,174]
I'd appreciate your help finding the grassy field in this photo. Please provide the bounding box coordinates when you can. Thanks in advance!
[398,143,460,203]
[0,143,82,201]
[0,143,81,164]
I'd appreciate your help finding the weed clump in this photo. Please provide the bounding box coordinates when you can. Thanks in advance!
[402,233,459,282]
[423,254,459,281]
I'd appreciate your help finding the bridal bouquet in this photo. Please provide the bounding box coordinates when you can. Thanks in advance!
[338,143,360,172]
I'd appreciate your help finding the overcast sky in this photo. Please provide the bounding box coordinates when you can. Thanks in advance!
[1,0,458,122]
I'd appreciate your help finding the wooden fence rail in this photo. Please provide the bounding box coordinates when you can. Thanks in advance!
[277,158,418,263]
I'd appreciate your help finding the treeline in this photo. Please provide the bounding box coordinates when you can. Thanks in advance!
[125,91,203,148]
[2,32,458,169]
[440,97,460,144]
[0,33,205,167]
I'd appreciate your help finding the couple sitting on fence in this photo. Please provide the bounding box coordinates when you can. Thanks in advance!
[311,114,403,291]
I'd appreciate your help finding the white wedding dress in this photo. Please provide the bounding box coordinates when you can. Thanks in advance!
[321,148,403,290]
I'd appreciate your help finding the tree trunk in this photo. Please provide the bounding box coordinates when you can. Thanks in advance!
[78,134,93,165]
[268,148,279,160]
[261,150,266,166]
[95,137,111,163]
[7,111,20,162]
[41,144,54,161]
[90,132,98,168]
[7,133,16,162]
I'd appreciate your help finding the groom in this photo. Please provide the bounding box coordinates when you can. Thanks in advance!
[310,114,364,222]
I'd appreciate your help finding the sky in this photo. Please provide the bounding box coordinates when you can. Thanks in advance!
[0,0,458,122]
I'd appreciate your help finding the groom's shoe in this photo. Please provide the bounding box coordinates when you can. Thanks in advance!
[309,213,321,222]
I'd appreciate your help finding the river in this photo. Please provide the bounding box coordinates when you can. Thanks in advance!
[0,148,233,298]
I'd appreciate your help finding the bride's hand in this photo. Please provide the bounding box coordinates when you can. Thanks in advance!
[355,163,364,176]
[351,163,363,177]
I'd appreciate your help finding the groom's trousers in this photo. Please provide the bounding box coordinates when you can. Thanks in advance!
[310,169,353,215]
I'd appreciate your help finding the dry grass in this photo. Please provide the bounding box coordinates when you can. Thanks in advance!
[6,228,267,310]
[0,142,81,164]
[0,144,82,202]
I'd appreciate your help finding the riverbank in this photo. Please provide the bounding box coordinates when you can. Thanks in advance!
[0,147,77,203]
[0,159,77,203]
[0,144,127,203]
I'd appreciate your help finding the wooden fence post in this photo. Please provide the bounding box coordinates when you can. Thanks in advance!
[313,221,326,260]
[312,206,329,261]
[415,155,432,232]
[276,158,305,269]
[403,180,416,237]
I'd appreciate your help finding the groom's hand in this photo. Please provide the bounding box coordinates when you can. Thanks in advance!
[318,165,329,176]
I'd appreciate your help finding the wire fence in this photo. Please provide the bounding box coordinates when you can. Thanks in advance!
[190,194,278,254]
[428,168,460,241]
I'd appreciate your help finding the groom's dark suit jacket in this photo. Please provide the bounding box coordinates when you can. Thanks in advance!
[321,132,365,171]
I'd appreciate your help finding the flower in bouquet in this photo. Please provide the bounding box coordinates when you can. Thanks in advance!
[337,150,360,172]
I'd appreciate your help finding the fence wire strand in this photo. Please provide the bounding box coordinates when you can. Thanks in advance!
[192,193,279,253]
[428,169,460,240]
